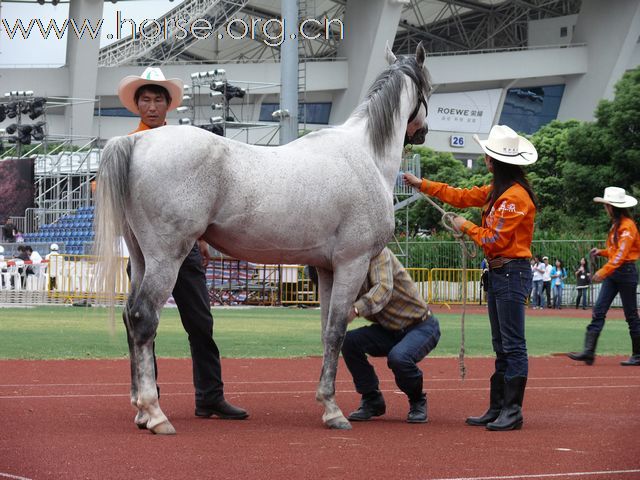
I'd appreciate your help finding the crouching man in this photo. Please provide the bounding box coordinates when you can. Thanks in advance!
[342,247,440,423]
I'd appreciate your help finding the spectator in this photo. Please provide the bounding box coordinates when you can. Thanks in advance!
[2,218,16,243]
[541,256,552,308]
[550,259,567,309]
[574,257,591,310]
[46,243,60,291]
[14,229,24,243]
[531,255,545,309]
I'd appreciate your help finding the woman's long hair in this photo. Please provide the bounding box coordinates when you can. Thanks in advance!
[487,158,538,211]
[610,206,632,247]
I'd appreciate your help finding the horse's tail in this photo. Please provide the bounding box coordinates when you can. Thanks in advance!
[94,135,134,320]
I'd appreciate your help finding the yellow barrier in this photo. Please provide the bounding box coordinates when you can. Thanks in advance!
[47,254,129,304]
[2,254,481,308]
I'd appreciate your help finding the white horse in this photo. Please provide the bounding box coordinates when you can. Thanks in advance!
[95,43,431,434]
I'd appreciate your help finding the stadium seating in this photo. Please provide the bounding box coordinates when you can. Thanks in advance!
[29,206,95,255]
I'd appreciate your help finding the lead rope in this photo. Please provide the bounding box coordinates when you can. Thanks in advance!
[419,193,477,380]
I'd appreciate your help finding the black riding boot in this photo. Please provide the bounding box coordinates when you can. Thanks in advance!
[348,390,386,421]
[567,331,600,365]
[486,376,527,431]
[466,372,504,426]
[620,335,640,366]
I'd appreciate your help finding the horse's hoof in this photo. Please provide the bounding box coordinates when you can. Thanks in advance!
[136,422,148,430]
[326,418,352,430]
[149,420,176,435]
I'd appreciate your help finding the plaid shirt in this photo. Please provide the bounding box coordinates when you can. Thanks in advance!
[353,247,430,331]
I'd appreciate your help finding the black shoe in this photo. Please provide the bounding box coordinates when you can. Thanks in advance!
[567,331,600,365]
[486,376,527,431]
[621,335,640,366]
[466,372,504,426]
[348,391,386,421]
[195,399,249,420]
[407,393,427,423]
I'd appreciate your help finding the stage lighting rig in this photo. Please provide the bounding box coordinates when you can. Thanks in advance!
[6,102,18,119]
[31,121,46,141]
[16,124,33,145]
[0,105,5,122]
[5,123,17,135]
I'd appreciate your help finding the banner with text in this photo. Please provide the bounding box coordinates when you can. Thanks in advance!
[427,89,502,134]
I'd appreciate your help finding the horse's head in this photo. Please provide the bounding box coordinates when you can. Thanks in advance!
[385,42,431,146]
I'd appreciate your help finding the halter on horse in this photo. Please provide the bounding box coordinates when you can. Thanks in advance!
[95,42,432,434]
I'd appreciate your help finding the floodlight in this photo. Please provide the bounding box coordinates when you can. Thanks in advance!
[20,101,31,115]
[29,97,46,120]
[183,85,191,92]
[32,121,46,141]
[6,102,17,119]
[214,69,226,76]
[210,116,223,123]
[209,91,222,98]
[211,104,223,110]
[5,123,17,134]
[178,118,191,125]
[182,95,191,102]
[190,72,199,79]
[210,81,225,90]
[199,72,208,78]
[199,123,223,136]
[25,90,34,96]
[16,124,33,144]
[176,106,190,113]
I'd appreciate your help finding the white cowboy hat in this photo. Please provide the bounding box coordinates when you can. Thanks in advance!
[118,67,184,115]
[593,186,638,208]
[50,243,59,251]
[473,125,538,165]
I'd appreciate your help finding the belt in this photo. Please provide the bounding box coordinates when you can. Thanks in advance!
[488,257,517,270]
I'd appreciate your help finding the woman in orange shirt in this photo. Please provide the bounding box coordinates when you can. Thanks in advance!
[404,125,538,431]
[568,187,640,366]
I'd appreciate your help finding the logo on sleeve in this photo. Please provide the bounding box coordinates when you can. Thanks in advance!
[497,200,525,216]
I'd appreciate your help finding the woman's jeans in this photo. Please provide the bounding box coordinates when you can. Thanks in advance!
[553,284,563,308]
[588,262,640,336]
[575,288,588,308]
[487,259,532,380]
[532,279,543,307]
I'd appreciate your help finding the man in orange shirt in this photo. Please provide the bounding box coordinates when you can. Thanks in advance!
[117,67,248,422]
[568,187,640,366]
[404,125,538,431]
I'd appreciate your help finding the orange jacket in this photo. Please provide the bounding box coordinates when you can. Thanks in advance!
[130,121,154,134]
[420,179,536,260]
[595,216,640,279]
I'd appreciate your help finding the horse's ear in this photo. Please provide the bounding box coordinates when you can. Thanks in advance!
[385,41,397,65]
[415,41,426,67]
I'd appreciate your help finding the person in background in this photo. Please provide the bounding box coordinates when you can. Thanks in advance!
[342,247,440,424]
[404,125,538,431]
[117,66,247,422]
[550,259,567,309]
[2,218,16,243]
[568,187,640,366]
[46,243,60,291]
[14,230,24,243]
[541,256,552,308]
[531,255,545,309]
[574,257,591,310]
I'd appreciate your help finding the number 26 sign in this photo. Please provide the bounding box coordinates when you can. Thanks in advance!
[450,135,465,147]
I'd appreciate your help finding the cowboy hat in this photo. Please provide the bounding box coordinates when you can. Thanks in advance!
[473,125,538,165]
[118,67,184,114]
[593,186,638,208]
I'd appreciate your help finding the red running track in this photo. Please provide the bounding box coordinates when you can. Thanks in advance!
[0,356,639,480]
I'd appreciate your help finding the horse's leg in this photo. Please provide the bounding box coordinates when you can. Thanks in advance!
[316,257,369,430]
[122,233,148,429]
[316,267,333,335]
[129,256,183,435]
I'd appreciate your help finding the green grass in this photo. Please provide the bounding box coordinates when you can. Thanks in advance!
[0,306,633,360]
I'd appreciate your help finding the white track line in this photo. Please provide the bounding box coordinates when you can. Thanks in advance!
[1,384,639,400]
[0,473,32,480]
[0,375,635,388]
[427,469,640,480]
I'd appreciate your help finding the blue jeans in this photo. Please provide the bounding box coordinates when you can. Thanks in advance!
[487,259,531,380]
[588,262,640,336]
[532,280,543,307]
[553,284,564,308]
[341,316,441,401]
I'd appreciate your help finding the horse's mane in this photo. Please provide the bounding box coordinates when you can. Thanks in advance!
[355,55,432,158]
